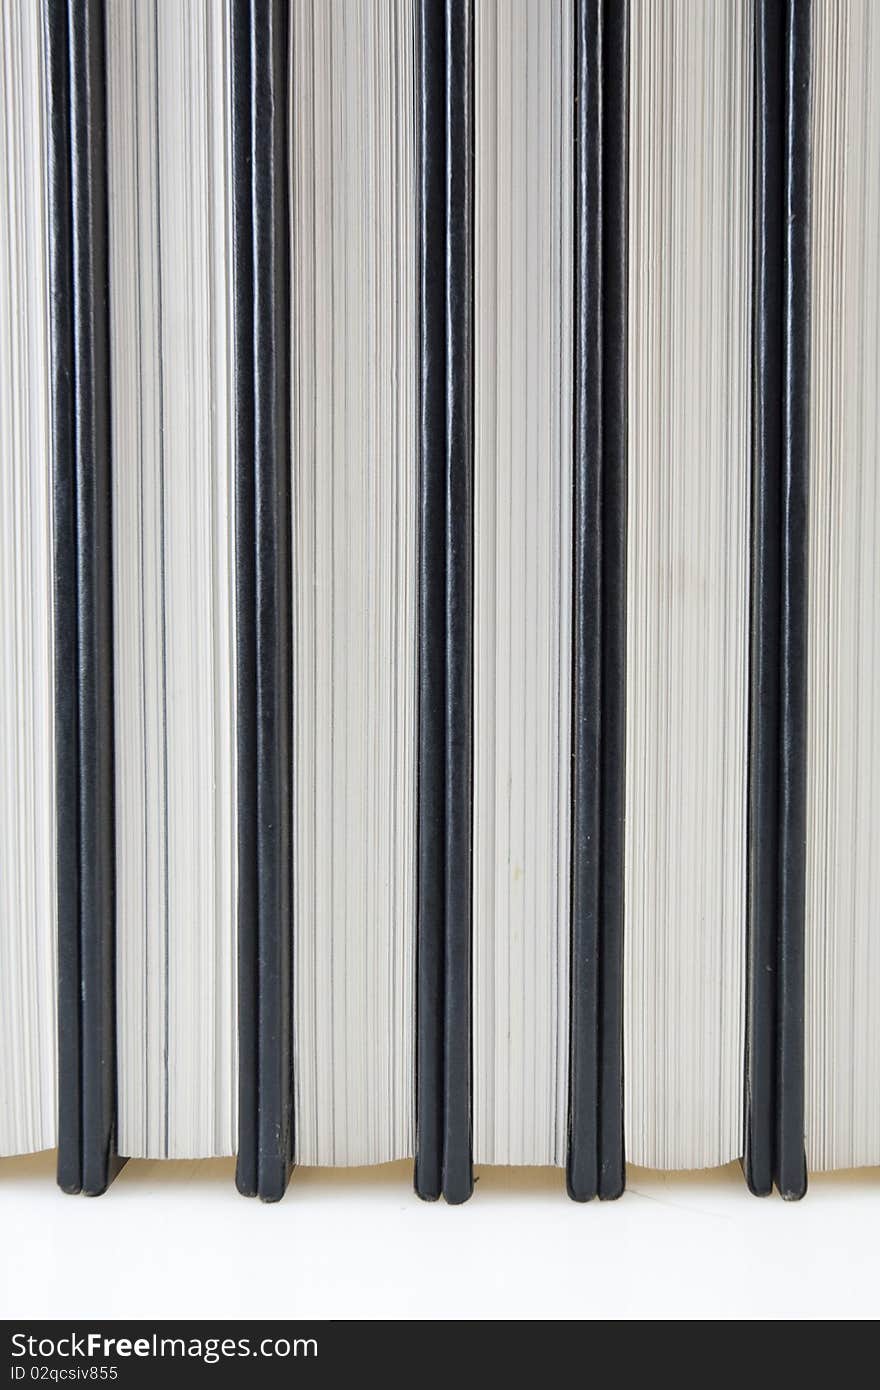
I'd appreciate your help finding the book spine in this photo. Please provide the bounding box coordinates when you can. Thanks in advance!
[232,0,294,1202]
[746,0,811,1201]
[45,0,123,1197]
[415,0,475,1206]
[567,0,629,1203]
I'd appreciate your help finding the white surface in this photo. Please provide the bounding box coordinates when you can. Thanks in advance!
[1,1154,878,1320]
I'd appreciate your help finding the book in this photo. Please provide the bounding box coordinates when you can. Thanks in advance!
[0,0,56,1162]
[805,0,880,1174]
[107,0,237,1165]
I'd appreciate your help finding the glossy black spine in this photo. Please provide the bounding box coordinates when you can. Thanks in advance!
[232,0,294,1203]
[415,0,475,1206]
[746,0,811,1201]
[45,0,122,1197]
[567,0,629,1204]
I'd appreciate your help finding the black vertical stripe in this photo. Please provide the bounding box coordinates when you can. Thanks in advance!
[597,0,628,1201]
[567,0,629,1204]
[747,0,784,1201]
[46,0,123,1197]
[230,0,258,1199]
[746,0,810,1201]
[45,0,82,1198]
[233,0,294,1203]
[252,0,293,1204]
[415,0,475,1206]
[568,0,603,1205]
[442,0,475,1209]
[415,0,446,1204]
[776,0,811,1201]
[71,0,118,1201]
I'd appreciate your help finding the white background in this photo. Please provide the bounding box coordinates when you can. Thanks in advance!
[1,1153,878,1319]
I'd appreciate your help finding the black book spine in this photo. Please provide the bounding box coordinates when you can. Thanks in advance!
[567,0,629,1203]
[232,0,294,1203]
[415,0,475,1206]
[746,0,811,1201]
[45,0,123,1197]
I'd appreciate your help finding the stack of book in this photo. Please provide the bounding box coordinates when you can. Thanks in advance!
[1,0,876,1203]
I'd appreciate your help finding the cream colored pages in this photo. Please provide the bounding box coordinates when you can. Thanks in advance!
[109,0,237,1159]
[291,0,417,1166]
[0,0,56,1158]
[806,0,880,1172]
[625,0,752,1170]
[472,0,573,1167]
